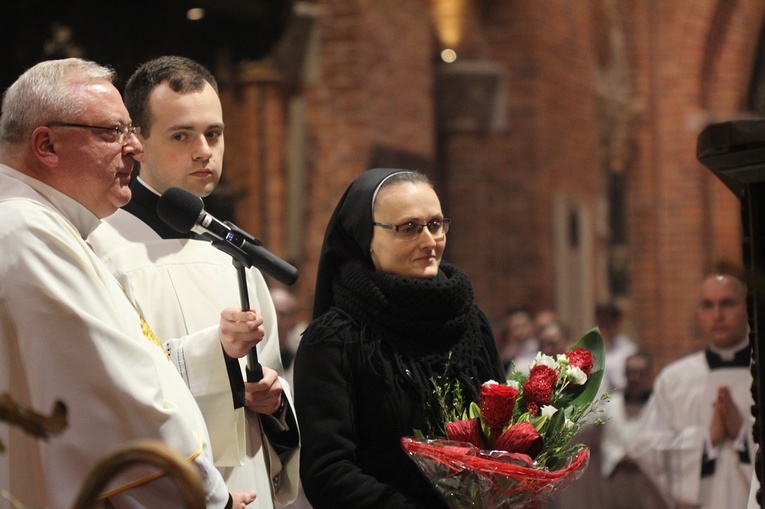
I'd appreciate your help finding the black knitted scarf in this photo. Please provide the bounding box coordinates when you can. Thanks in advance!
[317,258,501,428]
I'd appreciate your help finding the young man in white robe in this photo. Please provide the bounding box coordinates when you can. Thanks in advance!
[88,56,300,507]
[632,267,754,509]
[0,58,260,509]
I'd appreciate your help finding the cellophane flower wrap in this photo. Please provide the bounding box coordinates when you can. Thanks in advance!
[401,327,608,508]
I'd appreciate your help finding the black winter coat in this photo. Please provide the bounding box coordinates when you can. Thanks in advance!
[294,262,505,509]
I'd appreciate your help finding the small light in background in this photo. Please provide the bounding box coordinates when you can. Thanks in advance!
[187,8,205,21]
[441,49,457,63]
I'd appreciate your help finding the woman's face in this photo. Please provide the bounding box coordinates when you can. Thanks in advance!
[370,181,446,278]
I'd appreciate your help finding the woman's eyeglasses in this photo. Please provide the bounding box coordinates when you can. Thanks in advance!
[373,218,450,240]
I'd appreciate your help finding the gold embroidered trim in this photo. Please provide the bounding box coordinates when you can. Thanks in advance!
[139,316,170,361]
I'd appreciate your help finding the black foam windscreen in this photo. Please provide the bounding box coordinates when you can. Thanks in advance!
[156,187,204,233]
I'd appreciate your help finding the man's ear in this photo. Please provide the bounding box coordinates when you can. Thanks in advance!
[134,135,147,163]
[31,126,59,167]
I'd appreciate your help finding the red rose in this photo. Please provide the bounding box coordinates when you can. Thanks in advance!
[566,347,594,375]
[446,418,484,448]
[525,401,539,415]
[479,383,519,432]
[523,364,558,406]
[494,421,543,459]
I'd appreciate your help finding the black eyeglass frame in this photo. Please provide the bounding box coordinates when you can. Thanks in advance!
[47,122,140,145]
[372,218,451,238]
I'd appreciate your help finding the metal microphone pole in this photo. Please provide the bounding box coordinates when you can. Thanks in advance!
[233,258,263,382]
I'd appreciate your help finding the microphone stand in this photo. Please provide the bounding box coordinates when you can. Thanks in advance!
[234,259,263,382]
[207,227,264,383]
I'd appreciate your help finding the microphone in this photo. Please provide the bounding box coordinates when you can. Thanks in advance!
[156,187,299,286]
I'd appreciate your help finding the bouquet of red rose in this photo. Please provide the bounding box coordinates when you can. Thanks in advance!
[401,327,607,508]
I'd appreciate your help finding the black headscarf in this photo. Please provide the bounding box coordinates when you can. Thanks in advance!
[307,167,504,432]
[312,168,409,318]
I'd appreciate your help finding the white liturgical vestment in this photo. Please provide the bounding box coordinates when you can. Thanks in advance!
[632,347,754,509]
[0,165,230,509]
[89,202,299,507]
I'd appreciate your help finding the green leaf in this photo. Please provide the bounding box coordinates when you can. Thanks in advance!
[468,401,480,419]
[575,328,605,368]
[529,414,548,432]
[567,327,605,413]
[548,405,566,433]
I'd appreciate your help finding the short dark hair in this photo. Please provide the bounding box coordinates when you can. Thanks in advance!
[124,55,218,137]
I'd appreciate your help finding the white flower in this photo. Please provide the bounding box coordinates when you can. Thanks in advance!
[483,380,499,387]
[564,418,575,429]
[565,365,587,385]
[541,405,558,418]
[506,380,521,390]
[533,353,558,369]
[556,354,570,366]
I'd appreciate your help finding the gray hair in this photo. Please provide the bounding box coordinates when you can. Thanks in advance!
[0,58,116,144]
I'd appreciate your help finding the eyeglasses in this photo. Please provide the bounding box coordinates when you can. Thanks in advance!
[373,218,450,240]
[48,122,140,146]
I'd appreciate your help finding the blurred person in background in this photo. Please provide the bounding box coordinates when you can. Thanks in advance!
[538,320,571,357]
[595,302,638,392]
[601,352,668,509]
[271,286,307,387]
[505,306,540,375]
[632,264,753,509]
[534,309,557,337]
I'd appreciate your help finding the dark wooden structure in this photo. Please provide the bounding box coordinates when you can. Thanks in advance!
[698,118,765,506]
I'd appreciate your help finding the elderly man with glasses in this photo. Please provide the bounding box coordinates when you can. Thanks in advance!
[0,58,259,508]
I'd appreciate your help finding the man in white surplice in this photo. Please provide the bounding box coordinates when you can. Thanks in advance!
[632,266,754,508]
[88,56,300,507]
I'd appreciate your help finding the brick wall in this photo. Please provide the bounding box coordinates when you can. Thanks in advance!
[220,0,765,374]
[301,0,435,311]
[624,1,765,367]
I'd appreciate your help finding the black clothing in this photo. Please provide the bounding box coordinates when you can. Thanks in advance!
[312,168,404,318]
[295,261,504,509]
[704,344,751,370]
[295,168,504,509]
[123,178,194,239]
[332,259,501,414]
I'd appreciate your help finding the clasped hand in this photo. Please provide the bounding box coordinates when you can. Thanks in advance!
[709,386,743,445]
